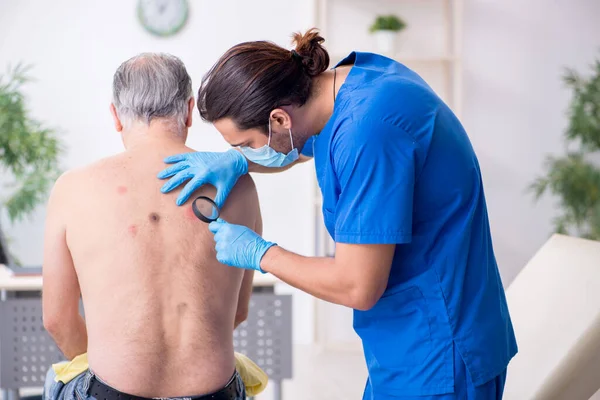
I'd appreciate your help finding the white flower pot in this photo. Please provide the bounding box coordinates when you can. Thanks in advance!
[373,30,398,55]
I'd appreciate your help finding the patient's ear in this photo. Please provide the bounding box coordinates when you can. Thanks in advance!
[186,97,195,128]
[110,104,123,132]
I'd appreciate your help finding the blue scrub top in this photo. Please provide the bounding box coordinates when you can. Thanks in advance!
[302,52,517,398]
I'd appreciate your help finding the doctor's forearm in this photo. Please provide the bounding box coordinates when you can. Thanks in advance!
[247,162,296,174]
[245,154,311,174]
[260,246,362,309]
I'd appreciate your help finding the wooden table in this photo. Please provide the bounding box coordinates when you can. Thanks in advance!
[0,266,42,292]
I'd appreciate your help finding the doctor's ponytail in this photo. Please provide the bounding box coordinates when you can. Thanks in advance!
[291,29,330,78]
[197,28,331,133]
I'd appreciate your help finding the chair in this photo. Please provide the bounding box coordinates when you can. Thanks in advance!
[0,293,292,400]
[503,234,600,399]
[235,294,293,400]
[0,298,63,399]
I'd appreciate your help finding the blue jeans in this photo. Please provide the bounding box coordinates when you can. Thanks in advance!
[44,367,89,400]
[43,368,246,400]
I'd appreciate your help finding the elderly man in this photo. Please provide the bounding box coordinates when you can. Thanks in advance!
[42,53,261,400]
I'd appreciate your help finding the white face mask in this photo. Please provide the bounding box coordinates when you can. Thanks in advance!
[239,119,299,168]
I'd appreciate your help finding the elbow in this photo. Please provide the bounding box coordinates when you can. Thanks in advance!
[349,287,385,311]
[234,307,249,327]
[43,304,71,338]
[43,312,61,337]
[351,296,378,311]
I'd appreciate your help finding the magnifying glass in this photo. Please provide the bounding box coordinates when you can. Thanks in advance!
[192,196,220,223]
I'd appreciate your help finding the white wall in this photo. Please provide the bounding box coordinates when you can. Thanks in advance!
[462,0,600,285]
[0,0,317,344]
[2,0,600,350]
[315,0,600,348]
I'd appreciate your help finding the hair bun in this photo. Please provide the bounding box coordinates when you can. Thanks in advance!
[291,28,330,77]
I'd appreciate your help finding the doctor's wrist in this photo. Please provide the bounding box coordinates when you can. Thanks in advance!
[259,244,281,274]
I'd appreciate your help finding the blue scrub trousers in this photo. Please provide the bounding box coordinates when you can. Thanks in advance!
[363,344,507,400]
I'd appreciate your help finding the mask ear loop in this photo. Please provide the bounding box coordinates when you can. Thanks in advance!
[289,128,295,151]
[267,118,272,146]
[268,116,295,152]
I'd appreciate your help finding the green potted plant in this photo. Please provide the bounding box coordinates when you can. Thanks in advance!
[369,15,407,55]
[0,64,63,230]
[530,55,600,240]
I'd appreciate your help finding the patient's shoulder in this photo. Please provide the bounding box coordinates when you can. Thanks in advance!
[228,174,258,207]
[220,174,259,228]
[47,153,127,202]
[49,166,85,195]
[45,167,87,217]
[232,174,257,196]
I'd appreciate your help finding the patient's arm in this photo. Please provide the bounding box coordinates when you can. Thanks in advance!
[234,203,262,328]
[234,270,254,328]
[42,173,87,360]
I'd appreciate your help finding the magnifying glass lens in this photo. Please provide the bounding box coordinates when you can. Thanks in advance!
[192,196,220,223]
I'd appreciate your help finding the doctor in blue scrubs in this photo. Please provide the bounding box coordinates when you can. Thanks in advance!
[158,29,517,399]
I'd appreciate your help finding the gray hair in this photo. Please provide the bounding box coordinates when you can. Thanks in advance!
[112,53,193,130]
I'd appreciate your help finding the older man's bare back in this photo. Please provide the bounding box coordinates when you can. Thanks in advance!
[44,141,259,396]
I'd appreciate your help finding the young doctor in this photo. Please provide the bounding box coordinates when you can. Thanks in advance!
[158,29,517,400]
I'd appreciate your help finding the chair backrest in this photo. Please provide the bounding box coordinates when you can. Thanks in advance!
[0,293,293,389]
[0,298,64,389]
[234,293,293,381]
[504,234,600,400]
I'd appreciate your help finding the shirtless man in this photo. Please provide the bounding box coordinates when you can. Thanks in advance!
[42,53,260,400]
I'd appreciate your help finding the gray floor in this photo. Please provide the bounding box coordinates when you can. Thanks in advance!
[2,345,368,400]
[258,345,368,400]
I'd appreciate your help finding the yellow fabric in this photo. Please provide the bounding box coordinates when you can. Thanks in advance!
[52,353,89,384]
[233,351,269,396]
[52,352,268,396]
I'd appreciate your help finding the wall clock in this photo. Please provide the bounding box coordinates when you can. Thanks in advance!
[137,0,189,37]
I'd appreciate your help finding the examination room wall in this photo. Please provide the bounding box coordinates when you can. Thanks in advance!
[310,0,600,347]
[0,0,318,345]
[461,0,600,285]
[1,0,600,346]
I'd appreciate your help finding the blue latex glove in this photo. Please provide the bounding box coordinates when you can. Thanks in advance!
[208,218,277,272]
[158,149,248,207]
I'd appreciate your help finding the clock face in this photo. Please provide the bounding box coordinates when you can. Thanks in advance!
[137,0,189,37]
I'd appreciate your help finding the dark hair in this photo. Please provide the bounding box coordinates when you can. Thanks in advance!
[197,28,330,132]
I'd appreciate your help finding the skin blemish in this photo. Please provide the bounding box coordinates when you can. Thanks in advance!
[117,186,128,195]
[149,212,160,223]
[177,302,188,316]
[127,224,138,236]
[185,205,196,220]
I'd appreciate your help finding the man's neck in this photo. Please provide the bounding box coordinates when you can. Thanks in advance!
[299,68,348,135]
[122,121,187,151]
